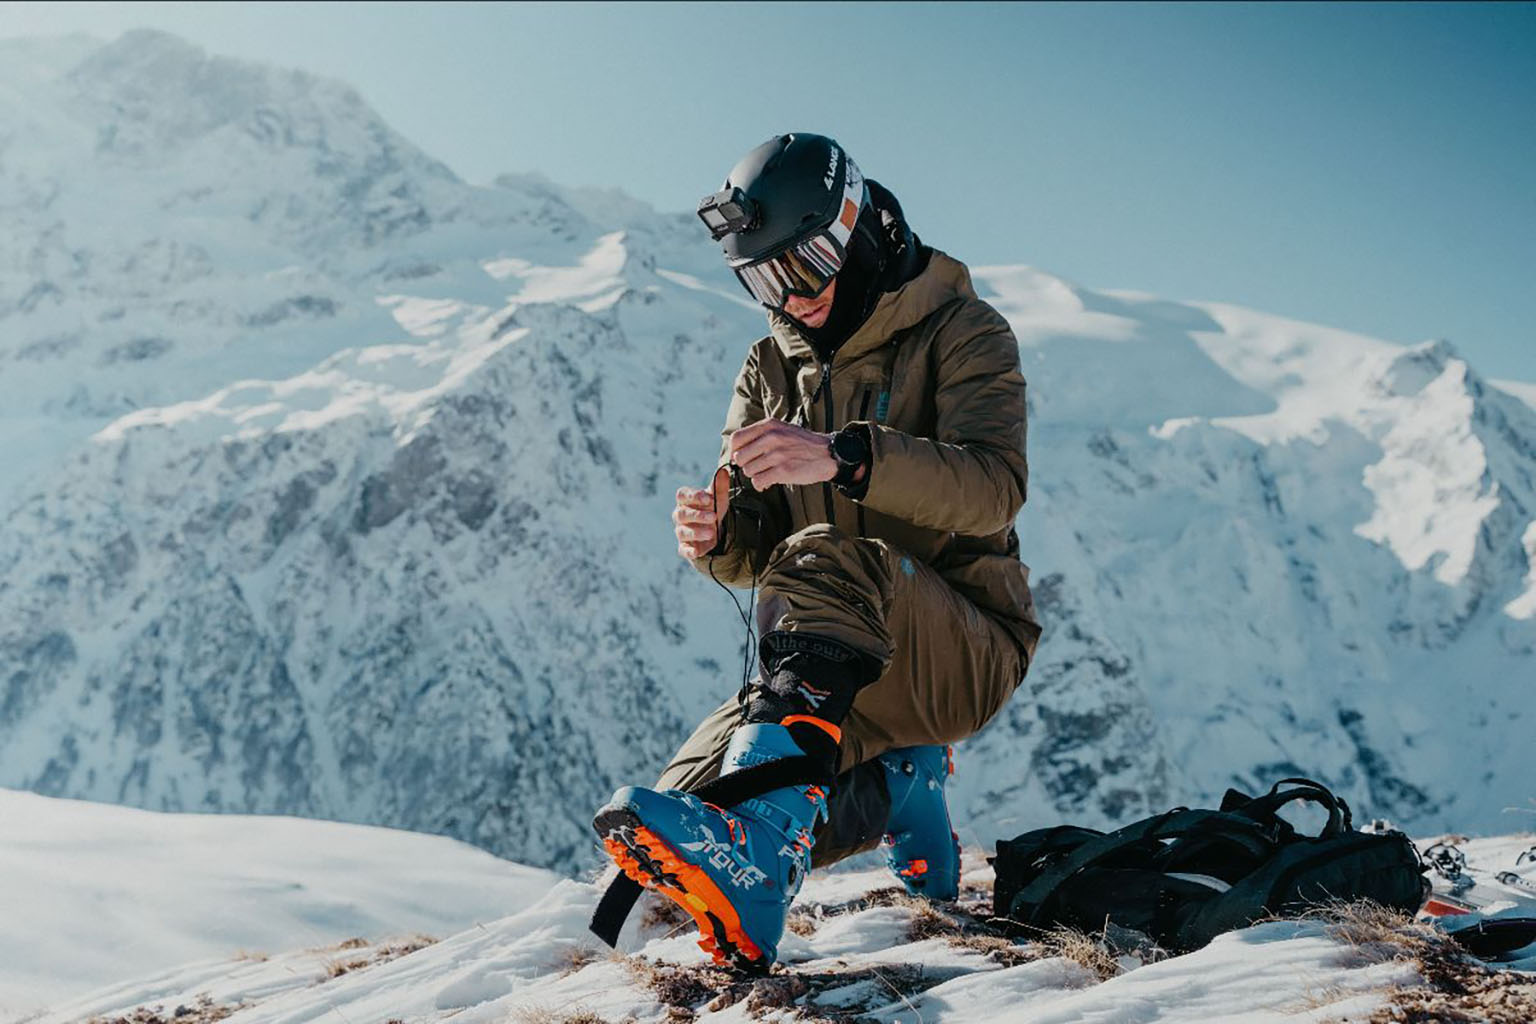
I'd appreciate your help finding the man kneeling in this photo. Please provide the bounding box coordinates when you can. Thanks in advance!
[593,133,1041,970]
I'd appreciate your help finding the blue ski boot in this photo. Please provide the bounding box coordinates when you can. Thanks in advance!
[592,723,828,970]
[878,744,961,901]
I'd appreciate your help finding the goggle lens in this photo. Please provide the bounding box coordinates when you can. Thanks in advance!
[734,231,845,308]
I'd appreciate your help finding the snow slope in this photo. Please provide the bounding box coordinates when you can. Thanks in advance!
[0,788,557,1022]
[32,879,1419,1024]
[0,30,1533,880]
[16,798,1536,1024]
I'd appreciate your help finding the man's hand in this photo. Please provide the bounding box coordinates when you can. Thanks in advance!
[729,418,838,490]
[674,482,723,560]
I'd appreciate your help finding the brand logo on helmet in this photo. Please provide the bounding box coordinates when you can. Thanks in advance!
[824,146,840,190]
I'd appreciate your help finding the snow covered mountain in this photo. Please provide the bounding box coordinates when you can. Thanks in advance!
[1,30,1532,876]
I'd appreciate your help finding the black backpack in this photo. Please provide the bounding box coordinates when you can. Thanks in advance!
[992,777,1429,953]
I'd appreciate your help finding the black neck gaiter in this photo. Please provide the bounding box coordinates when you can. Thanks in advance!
[788,180,928,362]
[794,214,885,362]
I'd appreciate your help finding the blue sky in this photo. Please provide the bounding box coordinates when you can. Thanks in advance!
[4,1,1534,380]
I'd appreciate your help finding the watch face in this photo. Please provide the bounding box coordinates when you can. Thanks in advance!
[833,430,868,465]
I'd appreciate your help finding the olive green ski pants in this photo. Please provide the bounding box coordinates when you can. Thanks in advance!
[655,523,1026,867]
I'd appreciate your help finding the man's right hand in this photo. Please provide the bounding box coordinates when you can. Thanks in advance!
[674,482,724,560]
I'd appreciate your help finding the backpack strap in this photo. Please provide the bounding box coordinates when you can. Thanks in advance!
[993,825,1105,919]
[1005,809,1274,927]
[1232,777,1351,838]
[588,754,825,947]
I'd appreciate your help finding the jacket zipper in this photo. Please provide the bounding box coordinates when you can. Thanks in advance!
[819,361,835,527]
[855,386,873,537]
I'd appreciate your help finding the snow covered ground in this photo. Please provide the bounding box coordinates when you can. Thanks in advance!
[0,788,558,1022]
[6,788,1534,1024]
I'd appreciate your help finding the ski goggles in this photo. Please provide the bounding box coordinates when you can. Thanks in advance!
[733,231,849,308]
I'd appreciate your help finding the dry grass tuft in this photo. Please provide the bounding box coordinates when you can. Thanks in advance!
[793,886,1038,965]
[1285,900,1536,1024]
[703,982,752,1014]
[506,1007,617,1024]
[231,948,268,962]
[785,909,820,937]
[371,933,436,963]
[86,994,239,1023]
[625,935,982,1020]
[632,959,945,1020]
[638,892,692,934]
[888,890,1045,966]
[626,956,725,1013]
[742,972,813,1015]
[1371,935,1536,1024]
[1035,926,1122,981]
[628,943,913,1019]
[1301,900,1440,962]
[1290,983,1355,1013]
[554,942,608,977]
[803,963,933,1020]
[810,886,909,918]
[1369,982,1536,1023]
[322,956,372,979]
[796,886,1040,969]
[316,932,437,982]
[903,899,967,943]
[625,955,745,1020]
[947,933,1043,968]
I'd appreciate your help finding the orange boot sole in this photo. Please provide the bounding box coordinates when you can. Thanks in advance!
[594,805,769,972]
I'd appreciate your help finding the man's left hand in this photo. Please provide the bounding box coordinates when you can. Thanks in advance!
[728,418,837,489]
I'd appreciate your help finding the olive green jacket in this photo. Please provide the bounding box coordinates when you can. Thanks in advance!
[692,250,1041,664]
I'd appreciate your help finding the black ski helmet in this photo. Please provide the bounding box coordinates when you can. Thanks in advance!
[698,133,874,309]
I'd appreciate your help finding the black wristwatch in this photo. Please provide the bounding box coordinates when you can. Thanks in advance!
[829,425,871,491]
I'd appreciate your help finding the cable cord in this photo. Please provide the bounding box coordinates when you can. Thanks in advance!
[708,554,759,719]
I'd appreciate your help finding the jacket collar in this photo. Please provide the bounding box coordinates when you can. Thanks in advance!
[766,249,977,365]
